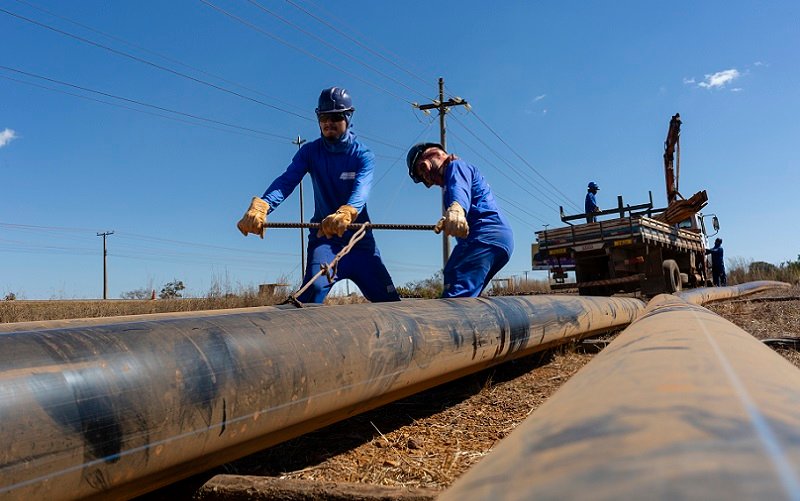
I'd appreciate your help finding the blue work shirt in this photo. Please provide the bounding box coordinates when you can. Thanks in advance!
[585,191,599,214]
[261,130,375,247]
[707,245,725,270]
[443,158,514,254]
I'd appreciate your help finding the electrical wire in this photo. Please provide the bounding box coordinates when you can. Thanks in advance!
[0,70,290,144]
[2,5,411,154]
[9,0,310,117]
[450,114,569,210]
[0,6,312,120]
[373,120,434,188]
[446,127,561,216]
[244,0,431,100]
[468,109,582,211]
[198,0,414,105]
[283,0,434,89]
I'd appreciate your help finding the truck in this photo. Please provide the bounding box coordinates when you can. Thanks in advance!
[533,114,719,296]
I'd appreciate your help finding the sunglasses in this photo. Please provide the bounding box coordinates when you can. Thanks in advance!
[318,113,347,123]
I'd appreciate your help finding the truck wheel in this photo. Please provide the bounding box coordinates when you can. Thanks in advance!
[663,260,681,293]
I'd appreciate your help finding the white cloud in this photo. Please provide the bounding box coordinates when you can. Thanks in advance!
[731,88,743,92]
[683,77,696,85]
[0,128,18,148]
[697,69,740,89]
[754,61,764,67]
[533,94,546,102]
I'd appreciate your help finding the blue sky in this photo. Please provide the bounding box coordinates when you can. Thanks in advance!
[2,0,799,299]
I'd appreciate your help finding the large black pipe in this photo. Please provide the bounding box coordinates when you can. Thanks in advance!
[0,295,643,500]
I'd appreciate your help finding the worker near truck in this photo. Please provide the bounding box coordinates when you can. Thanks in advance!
[236,87,400,303]
[406,143,514,298]
[585,182,601,223]
[706,238,727,286]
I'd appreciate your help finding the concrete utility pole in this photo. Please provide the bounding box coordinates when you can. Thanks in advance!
[414,77,469,271]
[97,231,114,299]
[292,135,307,276]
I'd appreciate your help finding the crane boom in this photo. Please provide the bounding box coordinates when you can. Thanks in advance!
[664,113,682,204]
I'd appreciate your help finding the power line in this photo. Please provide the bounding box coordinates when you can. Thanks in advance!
[0,65,292,141]
[2,5,410,153]
[450,114,569,210]
[468,109,582,211]
[285,0,434,88]
[9,0,310,117]
[447,130,555,227]
[0,71,289,144]
[447,125,564,214]
[0,6,312,120]
[373,120,435,188]
[244,0,431,100]
[198,0,414,105]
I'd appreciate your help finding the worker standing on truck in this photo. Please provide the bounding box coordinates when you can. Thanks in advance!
[236,87,400,303]
[585,182,601,223]
[406,143,514,298]
[706,238,727,286]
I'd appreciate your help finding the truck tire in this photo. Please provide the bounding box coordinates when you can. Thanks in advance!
[663,259,681,293]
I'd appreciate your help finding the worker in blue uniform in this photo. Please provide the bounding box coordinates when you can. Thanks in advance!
[706,237,727,286]
[237,87,400,303]
[585,181,601,223]
[406,143,514,298]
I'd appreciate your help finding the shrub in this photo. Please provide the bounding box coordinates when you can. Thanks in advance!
[159,280,186,299]
[397,272,444,299]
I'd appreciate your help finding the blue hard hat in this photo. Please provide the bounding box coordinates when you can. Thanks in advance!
[406,142,444,183]
[316,87,355,115]
[588,182,600,190]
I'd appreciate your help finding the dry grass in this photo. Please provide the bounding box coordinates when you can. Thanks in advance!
[0,292,289,324]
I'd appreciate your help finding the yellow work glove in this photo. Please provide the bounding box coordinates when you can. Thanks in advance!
[318,205,358,238]
[434,201,469,238]
[236,197,269,238]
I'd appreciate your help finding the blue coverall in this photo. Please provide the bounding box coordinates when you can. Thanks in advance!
[585,191,599,223]
[706,244,727,286]
[442,159,514,298]
[262,130,399,303]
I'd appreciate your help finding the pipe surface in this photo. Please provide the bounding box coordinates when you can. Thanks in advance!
[0,295,643,500]
[677,280,791,305]
[442,286,800,501]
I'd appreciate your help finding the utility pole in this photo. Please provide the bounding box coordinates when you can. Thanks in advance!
[292,135,307,276]
[414,77,469,271]
[97,231,114,299]
[542,224,550,284]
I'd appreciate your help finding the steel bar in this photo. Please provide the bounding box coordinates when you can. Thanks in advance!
[0,295,644,500]
[263,221,436,231]
[442,285,800,501]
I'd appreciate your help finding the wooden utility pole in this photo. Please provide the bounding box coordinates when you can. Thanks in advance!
[292,135,307,276]
[414,77,469,270]
[97,231,114,299]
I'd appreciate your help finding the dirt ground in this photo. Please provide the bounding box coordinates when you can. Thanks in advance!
[139,286,800,500]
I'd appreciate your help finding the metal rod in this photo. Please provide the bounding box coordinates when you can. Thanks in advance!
[264,221,436,231]
[441,282,795,501]
[0,295,644,499]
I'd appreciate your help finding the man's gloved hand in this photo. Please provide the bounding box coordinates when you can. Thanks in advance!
[433,201,469,238]
[318,205,358,238]
[236,197,269,238]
